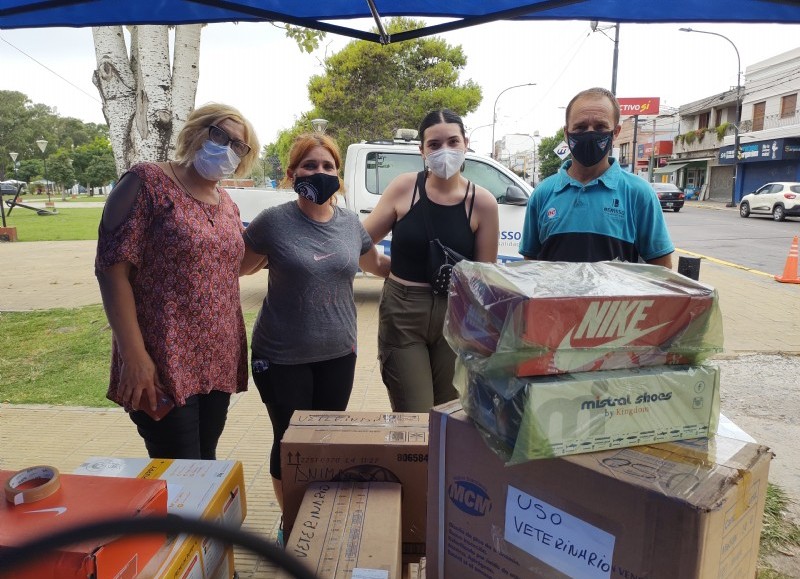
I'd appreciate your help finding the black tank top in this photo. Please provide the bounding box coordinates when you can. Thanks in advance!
[390,171,476,283]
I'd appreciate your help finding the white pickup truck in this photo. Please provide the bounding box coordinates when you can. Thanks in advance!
[228,138,532,263]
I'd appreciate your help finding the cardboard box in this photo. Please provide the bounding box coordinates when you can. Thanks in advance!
[427,402,772,579]
[281,481,402,579]
[0,471,168,579]
[74,458,245,579]
[460,362,721,461]
[281,411,429,554]
[445,260,723,376]
[74,457,246,524]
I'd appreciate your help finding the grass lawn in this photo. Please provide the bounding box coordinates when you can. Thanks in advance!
[0,306,258,407]
[2,206,103,241]
[23,193,108,203]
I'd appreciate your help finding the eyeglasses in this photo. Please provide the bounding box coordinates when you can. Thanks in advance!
[208,125,251,158]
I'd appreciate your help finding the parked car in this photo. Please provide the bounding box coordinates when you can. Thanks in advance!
[651,182,684,212]
[739,182,800,221]
[0,180,26,196]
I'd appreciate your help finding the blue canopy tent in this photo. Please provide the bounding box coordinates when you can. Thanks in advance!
[3,0,800,39]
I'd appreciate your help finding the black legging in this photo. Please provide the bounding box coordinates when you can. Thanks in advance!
[253,353,357,479]
[129,390,231,459]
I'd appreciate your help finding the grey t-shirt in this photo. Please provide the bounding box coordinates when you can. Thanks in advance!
[243,201,373,364]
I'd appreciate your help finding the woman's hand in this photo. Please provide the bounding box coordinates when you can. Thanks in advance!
[359,246,391,278]
[119,351,163,412]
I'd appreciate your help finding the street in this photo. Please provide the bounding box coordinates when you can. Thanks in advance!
[664,201,800,275]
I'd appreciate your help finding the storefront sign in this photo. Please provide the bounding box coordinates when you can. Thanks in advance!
[618,98,660,116]
[718,138,800,164]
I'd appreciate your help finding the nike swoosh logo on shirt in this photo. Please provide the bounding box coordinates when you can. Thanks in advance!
[552,321,670,372]
[313,253,335,261]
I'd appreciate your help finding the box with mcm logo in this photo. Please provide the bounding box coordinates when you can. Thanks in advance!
[444,260,723,377]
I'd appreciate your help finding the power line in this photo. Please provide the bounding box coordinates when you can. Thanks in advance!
[0,34,101,105]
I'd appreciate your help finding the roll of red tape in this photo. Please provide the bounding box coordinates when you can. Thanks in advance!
[4,465,61,506]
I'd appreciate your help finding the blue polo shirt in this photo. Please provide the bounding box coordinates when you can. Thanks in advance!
[519,159,674,262]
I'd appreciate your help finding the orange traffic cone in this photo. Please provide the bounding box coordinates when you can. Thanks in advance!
[775,236,800,284]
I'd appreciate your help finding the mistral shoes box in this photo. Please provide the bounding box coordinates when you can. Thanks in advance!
[459,361,721,461]
[281,411,429,555]
[427,402,772,579]
[74,458,246,579]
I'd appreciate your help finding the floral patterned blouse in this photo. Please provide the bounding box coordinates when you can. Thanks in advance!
[95,162,248,406]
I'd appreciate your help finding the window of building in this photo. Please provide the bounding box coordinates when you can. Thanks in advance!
[619,143,629,164]
[752,101,766,131]
[697,112,710,129]
[781,93,797,118]
[713,110,722,127]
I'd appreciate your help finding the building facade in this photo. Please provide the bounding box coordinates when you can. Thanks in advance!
[718,46,800,202]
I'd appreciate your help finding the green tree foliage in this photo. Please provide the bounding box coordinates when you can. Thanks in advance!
[304,17,481,154]
[283,25,326,54]
[72,137,116,194]
[538,128,566,180]
[1,90,108,182]
[48,149,76,190]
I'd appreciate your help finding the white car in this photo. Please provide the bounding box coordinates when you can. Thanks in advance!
[739,182,800,221]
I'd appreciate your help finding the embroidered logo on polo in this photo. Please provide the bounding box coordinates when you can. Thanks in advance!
[547,207,557,219]
[553,299,669,372]
[603,198,625,217]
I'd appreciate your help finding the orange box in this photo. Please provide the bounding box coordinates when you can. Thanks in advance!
[0,471,168,579]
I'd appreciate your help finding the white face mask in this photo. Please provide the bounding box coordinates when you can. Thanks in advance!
[426,148,466,180]
[193,140,241,182]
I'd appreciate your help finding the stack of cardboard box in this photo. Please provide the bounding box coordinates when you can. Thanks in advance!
[279,412,430,578]
[445,260,726,460]
[423,260,771,578]
[73,457,246,579]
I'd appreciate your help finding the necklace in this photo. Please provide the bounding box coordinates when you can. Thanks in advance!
[169,162,219,226]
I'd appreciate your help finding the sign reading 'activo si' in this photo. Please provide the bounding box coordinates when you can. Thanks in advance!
[618,97,661,116]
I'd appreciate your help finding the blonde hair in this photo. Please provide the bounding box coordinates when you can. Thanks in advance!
[174,103,260,178]
[280,133,344,205]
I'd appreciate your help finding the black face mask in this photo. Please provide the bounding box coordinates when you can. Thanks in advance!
[567,130,614,167]
[293,173,340,205]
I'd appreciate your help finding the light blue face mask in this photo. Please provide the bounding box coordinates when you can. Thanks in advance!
[193,139,241,181]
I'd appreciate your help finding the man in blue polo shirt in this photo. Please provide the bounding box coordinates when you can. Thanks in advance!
[520,87,674,268]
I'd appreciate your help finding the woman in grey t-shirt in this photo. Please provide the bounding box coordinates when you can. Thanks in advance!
[240,132,389,513]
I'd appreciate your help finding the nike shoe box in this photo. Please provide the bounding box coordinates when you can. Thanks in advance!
[73,458,246,579]
[458,360,721,461]
[444,260,723,377]
[427,402,772,579]
[0,471,168,579]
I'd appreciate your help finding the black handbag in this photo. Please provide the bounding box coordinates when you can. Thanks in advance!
[417,172,469,296]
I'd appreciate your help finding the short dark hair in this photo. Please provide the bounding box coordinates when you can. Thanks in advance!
[418,109,466,143]
[565,88,621,127]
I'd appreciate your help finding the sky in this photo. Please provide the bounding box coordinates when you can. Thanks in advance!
[2,19,800,158]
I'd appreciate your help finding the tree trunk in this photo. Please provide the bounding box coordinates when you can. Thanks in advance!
[92,25,202,177]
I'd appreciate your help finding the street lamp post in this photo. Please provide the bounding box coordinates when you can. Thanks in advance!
[35,138,50,202]
[679,27,741,207]
[468,123,493,154]
[9,152,18,180]
[311,118,329,133]
[491,83,535,160]
[590,22,621,95]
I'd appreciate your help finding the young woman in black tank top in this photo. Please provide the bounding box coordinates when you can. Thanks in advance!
[363,109,500,413]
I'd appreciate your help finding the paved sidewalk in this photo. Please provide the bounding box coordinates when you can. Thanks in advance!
[1,237,799,578]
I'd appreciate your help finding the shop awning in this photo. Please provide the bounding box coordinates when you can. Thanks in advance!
[654,163,689,175]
